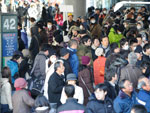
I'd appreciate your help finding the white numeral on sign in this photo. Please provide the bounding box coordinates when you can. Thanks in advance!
[3,18,16,30]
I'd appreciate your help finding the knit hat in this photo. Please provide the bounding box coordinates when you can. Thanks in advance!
[95,48,104,56]
[60,48,69,57]
[81,56,91,65]
[48,49,56,57]
[14,78,27,88]
[128,52,137,65]
[66,73,77,81]
[68,13,73,17]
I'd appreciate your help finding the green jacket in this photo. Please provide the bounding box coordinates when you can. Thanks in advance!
[108,28,124,46]
[77,44,93,65]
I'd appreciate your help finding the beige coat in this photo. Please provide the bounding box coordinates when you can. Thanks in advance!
[12,89,35,113]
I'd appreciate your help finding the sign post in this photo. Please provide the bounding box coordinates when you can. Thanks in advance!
[0,13,18,70]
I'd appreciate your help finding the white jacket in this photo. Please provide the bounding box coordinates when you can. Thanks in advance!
[60,85,84,104]
[0,78,13,110]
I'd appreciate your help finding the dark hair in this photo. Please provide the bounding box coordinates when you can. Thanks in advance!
[119,50,130,59]
[119,79,129,89]
[95,83,107,92]
[129,38,138,46]
[35,95,50,108]
[92,37,99,44]
[120,38,128,48]
[41,43,51,52]
[1,67,12,84]
[64,84,75,98]
[136,34,142,39]
[12,54,21,60]
[105,68,116,81]
[140,61,150,70]
[131,104,147,113]
[143,43,150,52]
[81,35,91,44]
[30,17,36,22]
[100,35,108,42]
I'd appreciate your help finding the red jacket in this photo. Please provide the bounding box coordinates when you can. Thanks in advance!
[93,56,106,85]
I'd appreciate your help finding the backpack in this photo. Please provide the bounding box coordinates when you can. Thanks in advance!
[28,53,46,98]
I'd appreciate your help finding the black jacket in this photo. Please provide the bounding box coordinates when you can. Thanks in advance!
[48,72,65,107]
[57,98,85,113]
[86,94,115,113]
[104,81,119,101]
[60,58,72,80]
[142,53,150,63]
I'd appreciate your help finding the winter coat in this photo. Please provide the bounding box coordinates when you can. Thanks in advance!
[60,58,72,80]
[91,45,98,61]
[90,24,102,38]
[78,67,94,105]
[113,90,137,113]
[60,85,84,104]
[48,72,65,107]
[29,35,40,61]
[33,51,47,79]
[46,25,56,44]
[21,29,28,49]
[77,44,93,65]
[57,98,85,113]
[7,60,19,84]
[104,81,119,101]
[67,47,79,77]
[137,90,150,112]
[62,20,75,35]
[0,78,13,110]
[99,44,110,57]
[86,94,115,113]
[142,53,150,63]
[108,28,124,46]
[120,64,142,88]
[12,89,35,113]
[93,56,106,85]
[55,13,63,26]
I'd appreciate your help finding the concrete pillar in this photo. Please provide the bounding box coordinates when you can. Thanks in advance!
[63,0,86,20]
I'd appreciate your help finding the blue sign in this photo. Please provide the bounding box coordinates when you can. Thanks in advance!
[2,33,18,57]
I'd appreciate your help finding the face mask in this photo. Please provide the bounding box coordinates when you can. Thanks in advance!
[123,45,129,50]
[48,24,52,29]
[80,25,84,30]
[137,16,142,20]
[103,11,107,14]
[118,32,121,34]
[116,16,120,19]
[137,26,141,30]
[91,19,96,24]
[124,24,128,28]
[50,57,56,63]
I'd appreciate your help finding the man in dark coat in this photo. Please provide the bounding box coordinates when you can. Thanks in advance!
[60,48,72,80]
[104,68,119,101]
[48,60,65,107]
[57,85,85,113]
[142,43,150,63]
[86,84,115,113]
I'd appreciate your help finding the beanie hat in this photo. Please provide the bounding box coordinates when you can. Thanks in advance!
[95,48,104,56]
[81,56,91,65]
[66,73,77,81]
[48,49,56,57]
[128,52,137,65]
[14,78,27,88]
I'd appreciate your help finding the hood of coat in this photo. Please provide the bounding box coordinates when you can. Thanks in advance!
[0,78,9,87]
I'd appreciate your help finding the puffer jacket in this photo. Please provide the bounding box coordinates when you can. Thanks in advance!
[93,56,106,85]
[113,90,137,113]
[7,60,18,84]
[108,27,124,46]
[86,94,115,113]
[0,78,13,110]
[67,47,79,77]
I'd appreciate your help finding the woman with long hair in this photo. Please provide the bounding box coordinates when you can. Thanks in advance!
[0,67,13,113]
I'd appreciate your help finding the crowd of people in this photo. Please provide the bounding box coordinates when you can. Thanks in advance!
[0,1,150,113]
